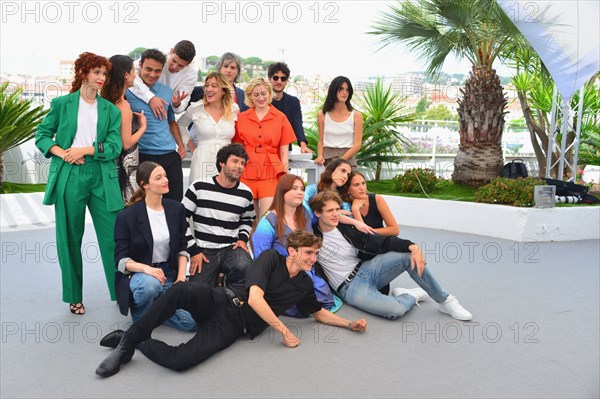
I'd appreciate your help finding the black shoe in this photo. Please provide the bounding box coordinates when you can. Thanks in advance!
[99,330,124,348]
[95,335,135,378]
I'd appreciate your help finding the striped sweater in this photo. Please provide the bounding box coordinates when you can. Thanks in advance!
[182,177,255,256]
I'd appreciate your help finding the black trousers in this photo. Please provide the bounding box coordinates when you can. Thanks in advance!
[139,151,184,202]
[128,282,244,371]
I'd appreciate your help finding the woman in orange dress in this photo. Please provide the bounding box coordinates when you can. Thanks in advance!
[233,76,296,218]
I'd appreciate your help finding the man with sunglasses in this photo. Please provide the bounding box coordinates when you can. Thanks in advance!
[268,62,312,154]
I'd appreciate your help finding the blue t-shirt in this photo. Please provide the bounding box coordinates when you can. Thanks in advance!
[126,81,176,155]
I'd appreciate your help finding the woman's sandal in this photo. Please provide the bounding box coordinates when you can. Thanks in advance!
[69,303,85,315]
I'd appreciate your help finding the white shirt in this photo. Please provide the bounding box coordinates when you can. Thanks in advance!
[72,97,97,148]
[146,206,170,263]
[318,227,360,290]
[323,111,355,148]
[130,63,198,113]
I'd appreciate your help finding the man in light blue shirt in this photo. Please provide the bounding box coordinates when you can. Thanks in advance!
[126,49,187,201]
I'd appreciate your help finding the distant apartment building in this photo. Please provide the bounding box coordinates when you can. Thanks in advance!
[384,74,424,97]
[59,60,74,81]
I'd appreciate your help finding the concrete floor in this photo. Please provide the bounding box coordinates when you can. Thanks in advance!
[1,223,599,398]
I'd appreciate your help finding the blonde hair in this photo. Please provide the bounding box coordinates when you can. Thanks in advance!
[244,76,273,108]
[203,72,235,120]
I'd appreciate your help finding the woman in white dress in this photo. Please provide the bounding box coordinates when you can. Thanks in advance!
[177,72,238,184]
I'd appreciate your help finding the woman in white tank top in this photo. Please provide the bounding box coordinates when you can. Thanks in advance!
[315,76,363,169]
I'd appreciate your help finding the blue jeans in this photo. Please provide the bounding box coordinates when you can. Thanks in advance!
[338,252,449,320]
[130,263,196,332]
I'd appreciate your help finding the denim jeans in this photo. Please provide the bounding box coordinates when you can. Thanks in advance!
[189,245,252,287]
[130,263,197,332]
[338,251,449,320]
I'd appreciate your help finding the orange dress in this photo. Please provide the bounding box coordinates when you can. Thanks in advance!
[234,105,296,182]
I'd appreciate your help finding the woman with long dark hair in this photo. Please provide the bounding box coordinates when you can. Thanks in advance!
[315,76,363,169]
[113,161,196,331]
[101,54,147,203]
[35,52,123,314]
[343,171,400,236]
[303,159,374,233]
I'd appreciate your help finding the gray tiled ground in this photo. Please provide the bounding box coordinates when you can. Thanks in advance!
[1,224,599,398]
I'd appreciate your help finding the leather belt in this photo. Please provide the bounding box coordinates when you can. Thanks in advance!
[223,287,243,308]
[337,262,362,293]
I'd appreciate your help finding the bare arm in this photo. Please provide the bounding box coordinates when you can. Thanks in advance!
[341,111,363,160]
[248,285,300,348]
[312,308,367,332]
[169,120,187,159]
[117,102,147,151]
[279,144,289,173]
[372,194,399,236]
[315,111,325,165]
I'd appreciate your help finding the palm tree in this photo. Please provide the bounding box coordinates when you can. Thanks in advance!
[356,79,414,180]
[0,83,48,188]
[370,0,520,186]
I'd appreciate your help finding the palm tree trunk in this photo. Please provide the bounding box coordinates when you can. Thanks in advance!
[452,143,503,186]
[452,65,507,187]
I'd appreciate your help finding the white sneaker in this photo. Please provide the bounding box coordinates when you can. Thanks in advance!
[392,287,430,305]
[438,295,472,321]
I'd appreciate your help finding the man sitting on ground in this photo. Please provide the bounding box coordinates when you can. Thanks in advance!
[309,190,472,321]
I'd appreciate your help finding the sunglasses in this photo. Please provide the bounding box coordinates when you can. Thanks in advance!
[271,75,288,82]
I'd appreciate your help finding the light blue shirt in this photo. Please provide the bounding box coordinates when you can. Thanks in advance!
[126,81,176,155]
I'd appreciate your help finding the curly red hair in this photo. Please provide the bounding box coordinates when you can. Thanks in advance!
[70,52,112,93]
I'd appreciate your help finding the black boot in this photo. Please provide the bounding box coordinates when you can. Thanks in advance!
[95,332,136,378]
[99,330,124,348]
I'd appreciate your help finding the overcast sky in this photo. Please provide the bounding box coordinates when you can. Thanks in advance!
[1,0,512,80]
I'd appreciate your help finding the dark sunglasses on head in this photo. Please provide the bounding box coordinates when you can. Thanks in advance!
[271,76,288,82]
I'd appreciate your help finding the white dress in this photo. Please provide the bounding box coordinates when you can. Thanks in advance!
[177,103,239,184]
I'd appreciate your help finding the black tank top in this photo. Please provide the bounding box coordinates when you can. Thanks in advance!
[362,193,384,229]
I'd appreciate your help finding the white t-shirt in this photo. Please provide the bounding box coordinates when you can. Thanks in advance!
[318,227,360,290]
[72,97,98,148]
[147,207,170,263]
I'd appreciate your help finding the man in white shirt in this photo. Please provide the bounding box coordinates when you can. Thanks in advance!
[130,40,198,119]
[310,190,472,321]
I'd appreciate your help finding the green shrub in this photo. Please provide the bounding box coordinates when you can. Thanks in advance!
[474,177,545,207]
[393,168,439,193]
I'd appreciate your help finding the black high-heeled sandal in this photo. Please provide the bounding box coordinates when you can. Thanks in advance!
[69,303,85,315]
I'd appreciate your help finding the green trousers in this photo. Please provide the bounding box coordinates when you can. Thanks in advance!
[54,159,119,303]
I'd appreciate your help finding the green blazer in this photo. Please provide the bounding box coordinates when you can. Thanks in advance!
[35,90,124,212]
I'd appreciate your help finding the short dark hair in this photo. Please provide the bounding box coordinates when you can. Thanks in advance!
[309,190,342,214]
[173,40,196,63]
[216,143,249,172]
[268,62,290,78]
[140,49,166,66]
[286,230,322,250]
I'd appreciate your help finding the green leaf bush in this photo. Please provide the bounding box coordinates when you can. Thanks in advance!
[474,177,545,207]
[393,168,439,193]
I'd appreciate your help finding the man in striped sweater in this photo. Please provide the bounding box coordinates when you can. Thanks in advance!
[182,143,255,287]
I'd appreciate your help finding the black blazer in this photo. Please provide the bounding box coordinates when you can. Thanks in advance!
[271,91,307,146]
[113,198,188,315]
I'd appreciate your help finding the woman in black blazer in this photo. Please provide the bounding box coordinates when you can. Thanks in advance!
[114,161,196,332]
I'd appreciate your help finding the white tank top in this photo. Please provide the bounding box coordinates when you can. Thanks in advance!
[323,110,355,148]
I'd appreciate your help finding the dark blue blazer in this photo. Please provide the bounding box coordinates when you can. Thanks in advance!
[234,85,249,112]
[271,91,307,146]
[113,198,188,315]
